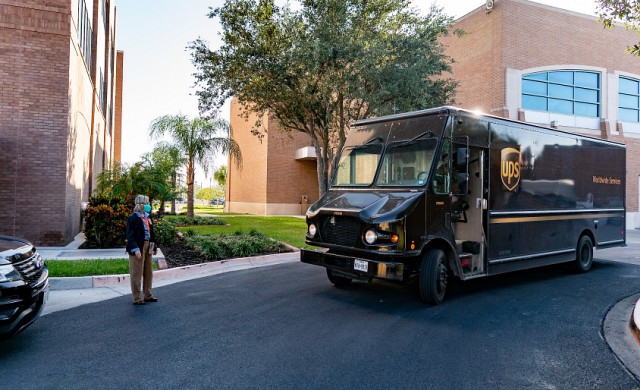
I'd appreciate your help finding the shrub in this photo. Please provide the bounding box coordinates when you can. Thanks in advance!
[169,216,226,226]
[83,196,129,248]
[153,218,178,246]
[185,231,289,261]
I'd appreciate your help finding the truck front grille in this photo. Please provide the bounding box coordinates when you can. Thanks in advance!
[319,215,358,247]
[11,250,45,286]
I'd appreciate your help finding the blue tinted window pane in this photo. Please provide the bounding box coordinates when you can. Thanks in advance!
[523,72,547,81]
[522,80,547,95]
[549,84,573,99]
[619,108,639,122]
[522,95,547,111]
[575,87,598,103]
[574,72,599,88]
[619,77,639,95]
[548,98,572,114]
[619,93,639,109]
[548,71,573,84]
[575,102,598,117]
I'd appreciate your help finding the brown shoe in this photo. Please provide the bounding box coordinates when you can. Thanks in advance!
[144,297,158,303]
[133,300,146,305]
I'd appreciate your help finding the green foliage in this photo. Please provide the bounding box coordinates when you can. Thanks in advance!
[190,0,457,194]
[153,218,178,246]
[83,196,130,248]
[186,231,288,261]
[177,215,308,248]
[196,187,216,201]
[149,114,242,219]
[598,0,640,56]
[213,166,227,186]
[46,259,158,277]
[167,216,226,226]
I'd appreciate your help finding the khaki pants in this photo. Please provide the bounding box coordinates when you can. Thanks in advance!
[129,240,154,302]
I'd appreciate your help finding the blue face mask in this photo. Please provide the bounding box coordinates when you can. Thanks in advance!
[143,204,151,213]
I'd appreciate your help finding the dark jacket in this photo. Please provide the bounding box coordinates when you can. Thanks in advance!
[125,212,157,255]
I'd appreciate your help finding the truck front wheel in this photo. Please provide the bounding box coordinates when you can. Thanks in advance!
[419,249,448,305]
[572,235,593,273]
[326,269,352,287]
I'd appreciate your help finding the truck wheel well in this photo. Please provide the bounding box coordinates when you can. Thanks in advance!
[421,240,459,278]
[580,229,596,247]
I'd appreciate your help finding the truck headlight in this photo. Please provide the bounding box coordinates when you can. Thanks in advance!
[0,264,22,282]
[308,224,317,238]
[364,229,378,245]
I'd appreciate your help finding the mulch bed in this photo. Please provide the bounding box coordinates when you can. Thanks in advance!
[159,237,209,268]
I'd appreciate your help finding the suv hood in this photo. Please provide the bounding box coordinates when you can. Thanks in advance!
[307,190,424,223]
[0,235,34,264]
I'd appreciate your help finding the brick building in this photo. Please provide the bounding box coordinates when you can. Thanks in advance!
[226,0,640,228]
[0,0,122,245]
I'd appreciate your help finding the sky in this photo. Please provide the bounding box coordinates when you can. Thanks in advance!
[115,0,599,185]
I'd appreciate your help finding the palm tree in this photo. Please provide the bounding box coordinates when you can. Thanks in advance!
[142,143,186,213]
[96,161,162,205]
[149,114,241,219]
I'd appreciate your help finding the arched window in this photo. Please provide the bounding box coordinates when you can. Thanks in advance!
[619,76,640,122]
[522,70,600,118]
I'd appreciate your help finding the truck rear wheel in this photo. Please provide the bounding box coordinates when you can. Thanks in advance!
[326,269,352,287]
[572,235,593,273]
[419,249,448,305]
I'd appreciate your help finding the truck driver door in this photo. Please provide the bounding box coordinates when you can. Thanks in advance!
[452,143,487,276]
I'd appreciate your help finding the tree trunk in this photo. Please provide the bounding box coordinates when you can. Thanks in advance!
[170,173,177,214]
[186,158,195,219]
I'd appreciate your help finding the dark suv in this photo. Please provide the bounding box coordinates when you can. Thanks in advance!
[0,235,49,339]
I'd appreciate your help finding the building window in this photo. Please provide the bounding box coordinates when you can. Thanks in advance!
[522,70,600,117]
[77,0,93,75]
[619,76,640,122]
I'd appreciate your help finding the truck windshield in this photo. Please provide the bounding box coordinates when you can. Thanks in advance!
[377,138,438,187]
[332,143,383,186]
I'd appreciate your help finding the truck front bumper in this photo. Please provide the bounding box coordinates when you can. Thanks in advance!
[300,248,405,281]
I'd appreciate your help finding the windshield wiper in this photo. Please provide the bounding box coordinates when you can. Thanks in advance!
[393,131,434,148]
[350,136,384,151]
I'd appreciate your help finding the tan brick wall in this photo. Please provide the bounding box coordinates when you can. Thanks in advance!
[265,129,319,206]
[227,99,269,211]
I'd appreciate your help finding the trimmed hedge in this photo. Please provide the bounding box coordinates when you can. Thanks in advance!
[186,230,289,260]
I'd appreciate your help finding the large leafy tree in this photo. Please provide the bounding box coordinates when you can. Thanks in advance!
[149,115,241,219]
[598,0,640,56]
[190,0,458,195]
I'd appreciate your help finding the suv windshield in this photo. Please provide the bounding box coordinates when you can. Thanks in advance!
[377,138,438,187]
[332,143,383,187]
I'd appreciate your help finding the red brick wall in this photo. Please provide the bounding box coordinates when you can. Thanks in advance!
[0,1,71,245]
[113,50,123,162]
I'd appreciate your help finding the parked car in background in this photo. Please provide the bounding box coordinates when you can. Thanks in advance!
[0,235,49,339]
[210,198,225,206]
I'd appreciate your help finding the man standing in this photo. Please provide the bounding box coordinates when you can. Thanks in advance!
[126,195,158,305]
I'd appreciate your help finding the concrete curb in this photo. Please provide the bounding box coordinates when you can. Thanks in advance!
[49,251,299,290]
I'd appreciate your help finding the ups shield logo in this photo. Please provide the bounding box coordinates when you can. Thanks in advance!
[501,148,521,192]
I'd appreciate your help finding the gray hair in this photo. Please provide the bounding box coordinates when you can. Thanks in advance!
[133,195,149,213]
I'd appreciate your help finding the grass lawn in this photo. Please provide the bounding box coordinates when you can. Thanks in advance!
[178,215,308,249]
[46,259,158,277]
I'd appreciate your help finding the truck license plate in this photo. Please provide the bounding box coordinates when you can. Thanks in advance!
[354,259,368,272]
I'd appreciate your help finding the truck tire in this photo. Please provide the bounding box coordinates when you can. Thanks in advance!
[326,269,352,287]
[572,235,593,273]
[419,249,448,305]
